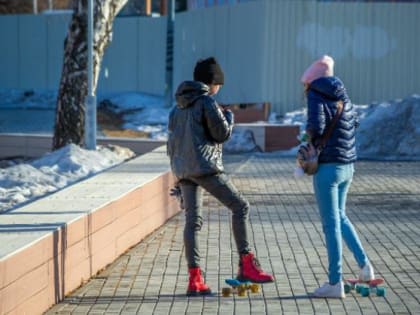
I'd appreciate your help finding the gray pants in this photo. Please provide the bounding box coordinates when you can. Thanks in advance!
[179,173,251,268]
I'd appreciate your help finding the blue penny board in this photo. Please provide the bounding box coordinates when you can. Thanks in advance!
[225,279,252,287]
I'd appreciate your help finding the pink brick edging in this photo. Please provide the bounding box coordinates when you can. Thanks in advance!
[0,147,180,315]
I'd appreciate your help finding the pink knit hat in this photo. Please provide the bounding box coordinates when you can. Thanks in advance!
[300,55,334,84]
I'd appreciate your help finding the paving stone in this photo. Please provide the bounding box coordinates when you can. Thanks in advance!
[45,155,420,315]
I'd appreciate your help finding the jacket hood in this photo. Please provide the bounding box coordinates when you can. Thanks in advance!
[175,81,209,109]
[309,76,348,102]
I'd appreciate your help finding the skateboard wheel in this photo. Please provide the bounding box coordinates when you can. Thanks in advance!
[355,284,362,293]
[250,284,260,293]
[376,287,386,297]
[360,287,370,297]
[238,288,247,296]
[238,284,247,291]
[344,284,352,294]
[222,287,232,297]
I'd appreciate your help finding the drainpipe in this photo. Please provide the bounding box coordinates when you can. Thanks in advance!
[165,0,175,107]
[85,0,97,150]
[33,0,38,14]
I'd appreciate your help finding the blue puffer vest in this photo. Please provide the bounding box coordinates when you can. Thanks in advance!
[306,76,358,164]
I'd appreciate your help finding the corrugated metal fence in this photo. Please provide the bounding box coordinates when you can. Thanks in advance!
[0,0,419,114]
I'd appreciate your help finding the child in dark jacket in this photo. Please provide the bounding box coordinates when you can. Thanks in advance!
[301,55,374,298]
[167,57,274,296]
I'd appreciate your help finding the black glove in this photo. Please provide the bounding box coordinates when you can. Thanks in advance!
[169,185,184,209]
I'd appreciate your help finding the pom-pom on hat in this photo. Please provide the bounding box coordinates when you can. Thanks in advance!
[193,57,224,85]
[300,55,334,84]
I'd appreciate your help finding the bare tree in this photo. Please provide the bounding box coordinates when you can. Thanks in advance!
[52,0,128,150]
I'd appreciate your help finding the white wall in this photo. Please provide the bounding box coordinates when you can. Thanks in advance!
[99,16,167,95]
[1,0,419,115]
[0,13,167,97]
[0,14,70,90]
[175,0,420,113]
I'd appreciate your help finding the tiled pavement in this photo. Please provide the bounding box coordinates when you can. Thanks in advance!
[45,153,420,315]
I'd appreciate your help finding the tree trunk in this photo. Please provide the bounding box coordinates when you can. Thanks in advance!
[52,0,128,150]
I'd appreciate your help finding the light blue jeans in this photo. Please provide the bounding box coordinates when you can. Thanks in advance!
[313,163,368,285]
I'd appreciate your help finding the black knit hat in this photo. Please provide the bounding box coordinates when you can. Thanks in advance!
[193,57,224,85]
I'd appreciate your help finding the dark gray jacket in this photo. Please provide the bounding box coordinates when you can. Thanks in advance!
[306,76,358,164]
[167,81,234,180]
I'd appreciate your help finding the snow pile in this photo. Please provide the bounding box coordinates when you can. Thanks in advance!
[0,88,57,109]
[1,89,420,213]
[356,95,420,160]
[100,92,168,139]
[101,92,165,113]
[0,144,135,212]
[277,108,307,127]
[224,129,260,153]
[1,89,420,160]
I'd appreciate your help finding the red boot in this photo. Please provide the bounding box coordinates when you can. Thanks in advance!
[187,267,212,296]
[237,252,274,283]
